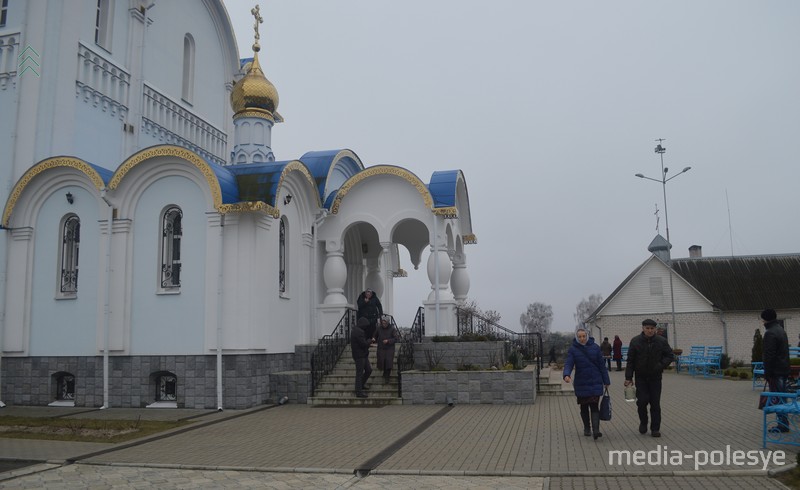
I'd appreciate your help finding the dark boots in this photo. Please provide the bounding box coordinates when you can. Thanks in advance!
[580,408,591,436]
[591,411,602,440]
[383,368,391,383]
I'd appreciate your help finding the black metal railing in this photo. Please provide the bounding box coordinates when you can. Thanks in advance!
[456,307,544,390]
[310,308,358,396]
[396,306,425,398]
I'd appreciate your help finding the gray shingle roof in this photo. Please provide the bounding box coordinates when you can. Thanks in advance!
[671,254,800,311]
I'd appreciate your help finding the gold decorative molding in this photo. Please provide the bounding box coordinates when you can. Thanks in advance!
[218,201,279,218]
[278,161,321,208]
[330,166,432,214]
[433,207,458,219]
[233,108,275,122]
[463,234,477,245]
[110,145,223,208]
[3,157,106,227]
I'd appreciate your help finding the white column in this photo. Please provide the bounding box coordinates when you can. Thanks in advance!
[380,242,393,315]
[450,252,470,303]
[427,247,453,301]
[318,240,349,335]
[364,256,383,300]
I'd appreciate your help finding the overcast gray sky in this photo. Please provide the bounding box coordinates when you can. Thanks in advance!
[224,1,800,332]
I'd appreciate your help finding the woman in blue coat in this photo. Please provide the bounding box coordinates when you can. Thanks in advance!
[563,328,611,439]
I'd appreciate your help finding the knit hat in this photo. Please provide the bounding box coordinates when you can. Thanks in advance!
[357,317,370,328]
[642,319,657,327]
[761,309,777,322]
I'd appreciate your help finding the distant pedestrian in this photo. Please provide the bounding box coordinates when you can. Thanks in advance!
[624,319,674,438]
[375,315,400,383]
[612,335,623,371]
[548,345,557,365]
[351,317,373,398]
[563,328,611,440]
[762,308,790,432]
[600,337,612,371]
[357,288,383,340]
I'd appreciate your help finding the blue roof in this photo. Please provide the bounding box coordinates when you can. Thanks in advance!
[206,159,240,205]
[227,161,290,207]
[428,170,460,208]
[83,161,114,186]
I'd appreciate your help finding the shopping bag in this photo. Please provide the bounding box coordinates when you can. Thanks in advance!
[600,387,612,421]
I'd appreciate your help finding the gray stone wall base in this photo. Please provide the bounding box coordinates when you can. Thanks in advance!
[401,365,537,405]
[413,341,508,371]
[1,350,308,409]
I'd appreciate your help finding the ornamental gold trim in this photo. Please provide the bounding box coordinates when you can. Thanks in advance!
[330,166,432,214]
[433,207,458,219]
[233,109,275,122]
[463,234,477,245]
[278,161,321,208]
[110,145,223,209]
[3,157,106,227]
[218,201,279,218]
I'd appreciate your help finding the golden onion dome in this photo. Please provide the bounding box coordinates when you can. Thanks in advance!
[230,47,282,123]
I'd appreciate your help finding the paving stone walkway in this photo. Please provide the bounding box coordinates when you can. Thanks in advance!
[0,369,795,488]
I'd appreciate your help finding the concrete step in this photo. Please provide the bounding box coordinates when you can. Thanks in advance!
[313,388,399,398]
[307,395,403,406]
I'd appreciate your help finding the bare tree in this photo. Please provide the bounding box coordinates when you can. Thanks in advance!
[458,299,502,325]
[520,302,553,338]
[574,294,604,327]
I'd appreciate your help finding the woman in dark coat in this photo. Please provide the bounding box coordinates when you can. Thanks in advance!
[612,335,623,371]
[563,328,611,439]
[375,315,400,383]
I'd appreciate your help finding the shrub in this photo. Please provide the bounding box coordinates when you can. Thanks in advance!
[752,328,763,363]
[432,336,457,342]
[790,358,800,366]
[723,369,732,377]
[739,371,749,380]
[731,359,745,369]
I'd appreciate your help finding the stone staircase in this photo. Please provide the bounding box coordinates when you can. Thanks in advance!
[537,365,575,396]
[307,345,403,406]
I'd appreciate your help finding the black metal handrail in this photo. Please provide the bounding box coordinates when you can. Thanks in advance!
[310,308,357,396]
[396,306,425,398]
[456,307,544,390]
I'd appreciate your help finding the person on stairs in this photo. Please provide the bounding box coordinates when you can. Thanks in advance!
[563,327,611,440]
[375,315,400,383]
[351,317,374,398]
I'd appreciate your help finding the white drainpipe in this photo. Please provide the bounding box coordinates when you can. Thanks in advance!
[216,214,225,411]
[100,190,114,409]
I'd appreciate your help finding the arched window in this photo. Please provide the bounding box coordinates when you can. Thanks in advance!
[0,0,9,28]
[59,214,80,295]
[181,34,195,103]
[279,217,287,293]
[160,206,182,289]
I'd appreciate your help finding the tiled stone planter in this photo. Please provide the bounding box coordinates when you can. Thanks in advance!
[413,341,508,371]
[400,365,536,405]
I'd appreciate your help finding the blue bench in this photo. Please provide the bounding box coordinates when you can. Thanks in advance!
[621,346,628,366]
[698,346,723,378]
[753,362,765,390]
[762,391,800,448]
[676,345,706,375]
[754,347,800,390]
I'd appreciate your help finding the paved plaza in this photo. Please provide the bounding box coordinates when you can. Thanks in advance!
[0,369,795,489]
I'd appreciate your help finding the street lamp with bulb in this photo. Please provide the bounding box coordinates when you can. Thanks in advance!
[634,139,692,348]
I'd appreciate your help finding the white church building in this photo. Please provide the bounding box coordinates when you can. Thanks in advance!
[0,1,476,409]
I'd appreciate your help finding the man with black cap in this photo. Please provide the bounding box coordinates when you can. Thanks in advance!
[762,308,790,432]
[624,319,675,437]
[351,317,373,398]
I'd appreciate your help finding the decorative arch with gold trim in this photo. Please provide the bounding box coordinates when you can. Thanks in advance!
[3,157,108,227]
[277,160,321,208]
[330,166,433,214]
[109,145,224,208]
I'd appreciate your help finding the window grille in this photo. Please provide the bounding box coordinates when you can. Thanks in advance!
[60,215,80,294]
[156,374,177,401]
[161,207,182,288]
[279,218,286,293]
[56,374,75,401]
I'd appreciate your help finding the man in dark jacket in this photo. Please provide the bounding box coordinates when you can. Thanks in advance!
[351,317,373,398]
[762,308,790,431]
[624,319,675,437]
[357,289,383,340]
